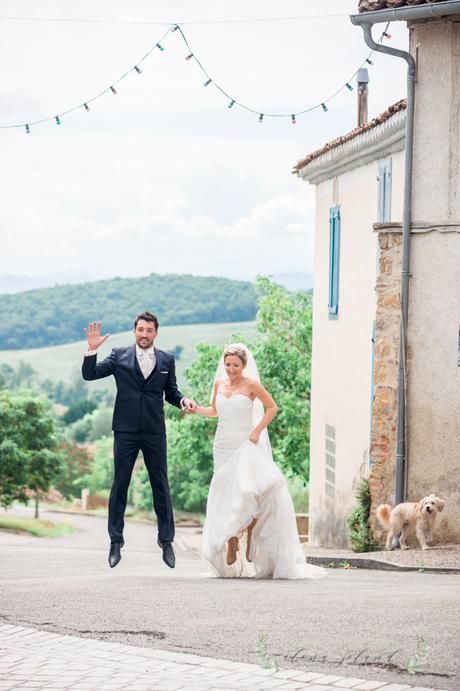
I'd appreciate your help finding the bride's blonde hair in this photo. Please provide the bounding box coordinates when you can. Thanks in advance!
[223,343,248,366]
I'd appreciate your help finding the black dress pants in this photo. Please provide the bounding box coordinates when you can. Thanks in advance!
[108,431,174,544]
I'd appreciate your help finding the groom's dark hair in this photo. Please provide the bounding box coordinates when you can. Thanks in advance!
[134,311,159,330]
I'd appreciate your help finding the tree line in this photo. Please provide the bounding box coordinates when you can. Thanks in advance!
[0,273,257,349]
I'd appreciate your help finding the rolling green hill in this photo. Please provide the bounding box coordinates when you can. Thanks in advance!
[0,321,257,393]
[0,273,257,350]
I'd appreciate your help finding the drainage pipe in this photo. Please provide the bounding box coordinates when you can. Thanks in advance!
[350,19,416,511]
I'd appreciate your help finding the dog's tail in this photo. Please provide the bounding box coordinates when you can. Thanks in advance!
[375,504,392,529]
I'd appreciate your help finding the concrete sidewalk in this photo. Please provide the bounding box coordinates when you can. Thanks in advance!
[302,545,460,574]
[0,624,448,691]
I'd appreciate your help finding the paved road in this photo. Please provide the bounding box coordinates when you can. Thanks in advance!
[1,510,458,689]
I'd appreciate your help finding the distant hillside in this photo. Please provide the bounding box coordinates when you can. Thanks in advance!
[0,321,257,390]
[0,273,257,350]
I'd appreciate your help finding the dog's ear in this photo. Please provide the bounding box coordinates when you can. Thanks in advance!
[435,498,445,512]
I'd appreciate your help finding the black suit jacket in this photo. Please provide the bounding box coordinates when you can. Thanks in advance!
[82,345,184,434]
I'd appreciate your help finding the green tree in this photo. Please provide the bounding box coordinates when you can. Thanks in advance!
[62,399,97,425]
[65,405,113,443]
[54,441,93,499]
[79,436,113,496]
[162,278,312,512]
[0,390,64,516]
[163,343,220,512]
[250,276,312,479]
[87,406,113,442]
[0,362,37,390]
[66,413,93,443]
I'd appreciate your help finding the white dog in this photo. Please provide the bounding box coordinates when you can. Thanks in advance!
[376,494,445,550]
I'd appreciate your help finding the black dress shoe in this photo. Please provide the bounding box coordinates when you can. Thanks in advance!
[157,539,175,568]
[109,541,124,568]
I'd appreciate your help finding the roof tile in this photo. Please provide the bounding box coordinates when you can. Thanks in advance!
[358,0,450,13]
[293,99,406,174]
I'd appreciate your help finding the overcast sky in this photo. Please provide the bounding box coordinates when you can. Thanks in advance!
[0,0,408,284]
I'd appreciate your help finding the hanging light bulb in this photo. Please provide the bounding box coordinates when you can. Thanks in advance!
[346,83,353,91]
[228,100,235,109]
[383,31,391,39]
[321,103,328,112]
[258,113,264,123]
[204,79,212,87]
[134,65,142,74]
[110,86,117,94]
[25,124,30,134]
[156,43,165,51]
[55,115,61,125]
[84,103,90,112]
[291,114,296,125]
[185,53,193,60]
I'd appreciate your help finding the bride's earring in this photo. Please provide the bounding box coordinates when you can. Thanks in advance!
[226,537,239,565]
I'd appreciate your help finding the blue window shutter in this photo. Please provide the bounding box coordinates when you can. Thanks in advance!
[328,206,340,319]
[378,158,392,223]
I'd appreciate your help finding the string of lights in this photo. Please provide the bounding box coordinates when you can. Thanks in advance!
[0,21,391,133]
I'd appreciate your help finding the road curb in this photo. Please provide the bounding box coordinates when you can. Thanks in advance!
[305,555,460,574]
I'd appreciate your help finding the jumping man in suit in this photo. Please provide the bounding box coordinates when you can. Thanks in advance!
[82,311,196,569]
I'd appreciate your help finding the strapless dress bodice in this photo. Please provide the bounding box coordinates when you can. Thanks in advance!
[215,393,254,428]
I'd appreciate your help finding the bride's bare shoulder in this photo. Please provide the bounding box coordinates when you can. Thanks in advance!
[244,377,260,388]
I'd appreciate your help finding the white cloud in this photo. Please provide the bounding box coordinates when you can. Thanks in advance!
[0,0,408,285]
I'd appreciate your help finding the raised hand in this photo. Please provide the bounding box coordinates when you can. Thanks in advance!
[84,321,110,351]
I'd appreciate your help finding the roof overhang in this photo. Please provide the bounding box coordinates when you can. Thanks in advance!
[297,108,405,185]
[351,0,460,26]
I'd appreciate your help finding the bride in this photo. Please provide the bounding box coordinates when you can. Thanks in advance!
[193,343,326,580]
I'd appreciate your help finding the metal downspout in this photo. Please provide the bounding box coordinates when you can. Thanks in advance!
[357,24,416,510]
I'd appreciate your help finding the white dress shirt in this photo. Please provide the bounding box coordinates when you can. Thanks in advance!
[135,344,156,379]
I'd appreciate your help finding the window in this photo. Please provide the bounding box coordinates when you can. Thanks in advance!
[378,158,392,223]
[328,206,341,319]
[325,424,336,499]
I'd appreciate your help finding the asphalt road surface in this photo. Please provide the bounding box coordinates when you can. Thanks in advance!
[1,509,459,689]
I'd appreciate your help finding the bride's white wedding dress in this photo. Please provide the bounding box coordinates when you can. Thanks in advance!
[201,392,326,579]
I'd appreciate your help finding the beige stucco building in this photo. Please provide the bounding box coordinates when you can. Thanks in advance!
[295,6,460,548]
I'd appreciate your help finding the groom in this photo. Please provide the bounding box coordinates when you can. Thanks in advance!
[82,311,196,569]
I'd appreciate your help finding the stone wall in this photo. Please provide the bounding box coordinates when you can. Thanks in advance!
[369,223,460,545]
[369,225,402,543]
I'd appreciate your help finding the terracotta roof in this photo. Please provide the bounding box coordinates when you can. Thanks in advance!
[292,99,407,174]
[358,0,450,13]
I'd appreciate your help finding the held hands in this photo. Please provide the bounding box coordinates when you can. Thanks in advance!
[182,398,198,414]
[249,429,261,444]
[84,321,110,351]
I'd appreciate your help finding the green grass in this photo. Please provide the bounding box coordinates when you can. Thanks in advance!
[0,320,257,392]
[0,515,74,537]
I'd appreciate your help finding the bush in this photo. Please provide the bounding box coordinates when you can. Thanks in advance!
[347,479,379,552]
